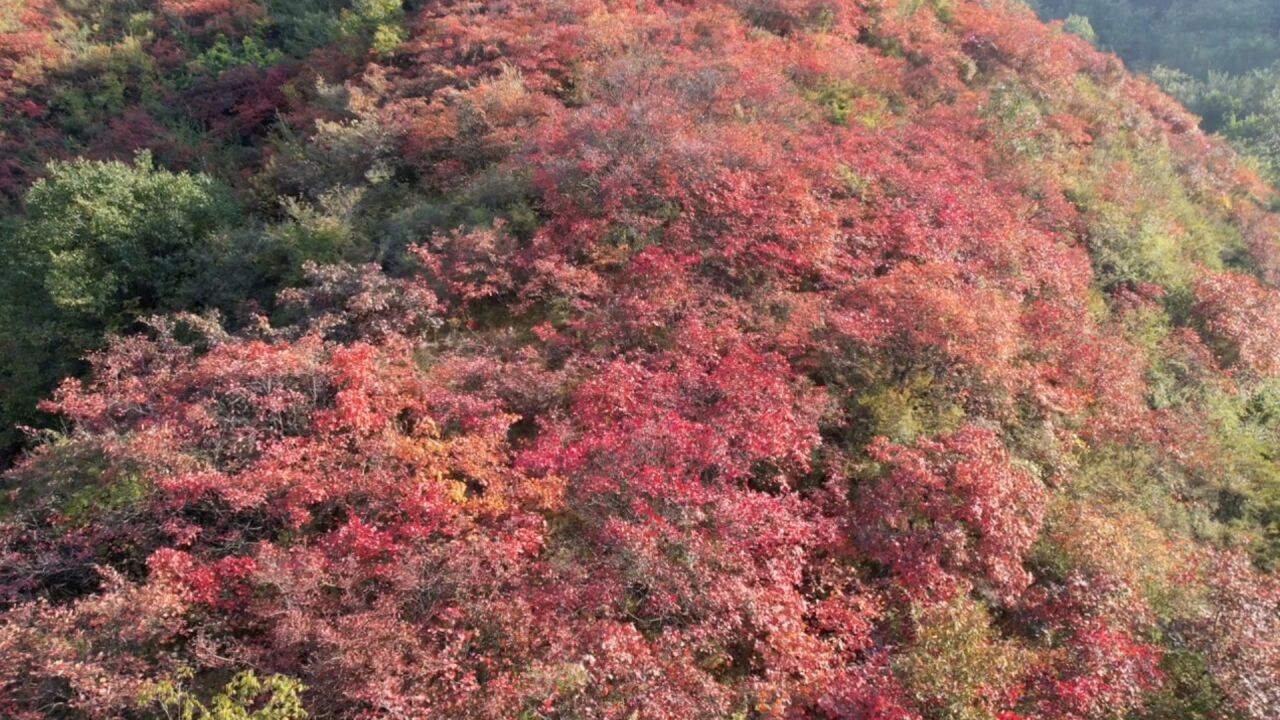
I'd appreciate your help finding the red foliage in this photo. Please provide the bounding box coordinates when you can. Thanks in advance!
[1021,575,1164,719]
[184,65,295,143]
[0,569,190,719]
[148,549,258,610]
[524,338,824,505]
[414,224,521,312]
[158,0,265,38]
[831,262,1023,387]
[0,2,64,197]
[853,426,1047,602]
[1193,553,1280,720]
[1193,269,1280,376]
[3,0,1280,717]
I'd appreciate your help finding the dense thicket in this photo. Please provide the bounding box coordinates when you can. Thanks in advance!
[1030,0,1280,182]
[2,1,1280,719]
[0,0,418,454]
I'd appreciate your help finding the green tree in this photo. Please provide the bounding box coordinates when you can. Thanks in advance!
[0,153,240,455]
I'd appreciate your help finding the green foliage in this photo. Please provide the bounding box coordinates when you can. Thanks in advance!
[48,37,160,135]
[369,22,407,57]
[268,188,368,271]
[1031,0,1280,78]
[0,435,150,525]
[1204,381,1280,569]
[11,152,238,321]
[985,82,1046,157]
[1151,64,1280,182]
[0,153,240,454]
[53,0,153,41]
[851,370,966,444]
[60,469,149,527]
[1139,649,1227,720]
[1067,133,1246,293]
[1062,14,1096,45]
[898,0,955,24]
[1065,446,1193,537]
[1061,332,1280,571]
[266,115,401,199]
[140,670,308,720]
[262,0,350,56]
[191,35,286,75]
[334,0,406,56]
[803,78,866,126]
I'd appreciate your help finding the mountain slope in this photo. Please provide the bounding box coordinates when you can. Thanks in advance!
[2,1,1280,718]
[1029,0,1280,185]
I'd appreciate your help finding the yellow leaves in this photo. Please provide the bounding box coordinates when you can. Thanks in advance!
[438,475,465,504]
[474,63,535,125]
[370,24,405,57]
[519,473,568,513]
[393,427,446,465]
[853,368,965,444]
[402,411,566,517]
[1040,498,1201,620]
[139,669,308,720]
[894,596,1027,720]
[582,8,640,56]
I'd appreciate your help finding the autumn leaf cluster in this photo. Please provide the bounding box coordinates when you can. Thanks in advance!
[2,1,1280,718]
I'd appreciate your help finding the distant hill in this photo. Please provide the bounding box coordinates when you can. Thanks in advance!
[1031,0,1280,183]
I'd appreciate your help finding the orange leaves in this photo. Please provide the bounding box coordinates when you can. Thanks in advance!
[832,262,1023,387]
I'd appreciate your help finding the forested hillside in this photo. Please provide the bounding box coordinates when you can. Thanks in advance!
[2,1,1280,718]
[1031,0,1280,182]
